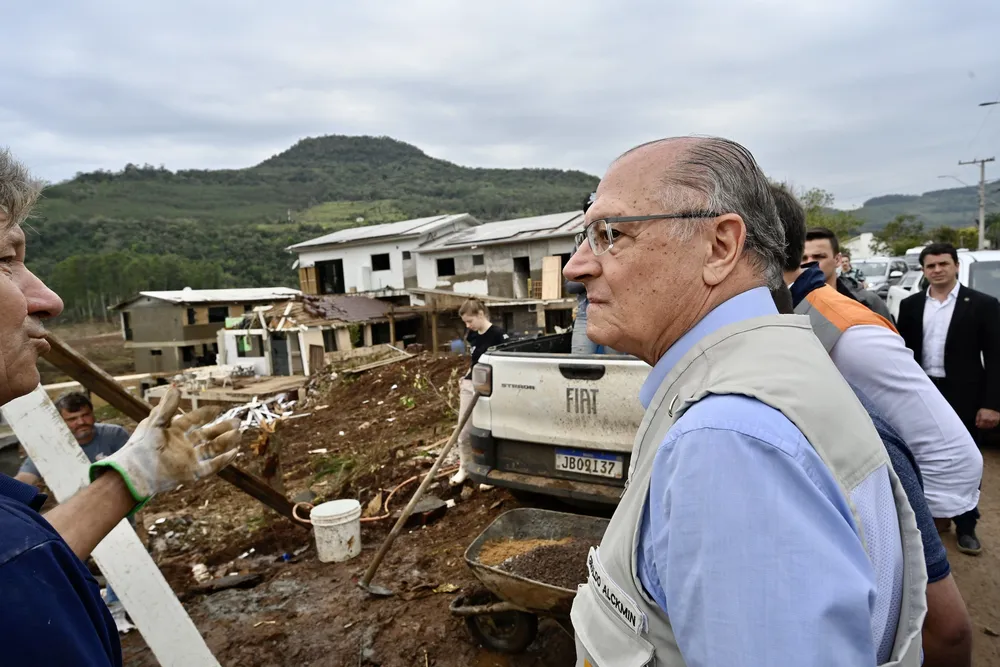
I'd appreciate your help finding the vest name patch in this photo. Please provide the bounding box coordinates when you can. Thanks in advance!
[587,547,647,634]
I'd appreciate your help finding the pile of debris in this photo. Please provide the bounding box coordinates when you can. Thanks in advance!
[209,394,300,432]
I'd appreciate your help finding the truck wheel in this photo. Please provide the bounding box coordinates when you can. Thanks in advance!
[465,609,538,654]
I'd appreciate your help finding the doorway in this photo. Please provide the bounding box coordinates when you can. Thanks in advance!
[317,259,346,294]
[269,334,290,376]
[512,257,530,299]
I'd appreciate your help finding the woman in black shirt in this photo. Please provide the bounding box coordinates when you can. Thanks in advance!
[450,299,508,485]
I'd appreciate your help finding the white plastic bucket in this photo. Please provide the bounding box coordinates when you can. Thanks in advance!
[310,499,362,563]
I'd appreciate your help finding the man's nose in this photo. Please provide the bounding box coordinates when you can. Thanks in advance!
[22,268,64,319]
[564,242,601,283]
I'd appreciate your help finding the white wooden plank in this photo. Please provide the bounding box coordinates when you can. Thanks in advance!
[1,386,219,667]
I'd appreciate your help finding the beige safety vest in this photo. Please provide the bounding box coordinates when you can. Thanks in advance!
[571,314,926,666]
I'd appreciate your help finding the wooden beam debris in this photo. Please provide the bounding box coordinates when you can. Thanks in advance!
[42,332,305,527]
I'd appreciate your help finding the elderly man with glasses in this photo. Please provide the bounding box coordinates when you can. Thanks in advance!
[564,137,926,666]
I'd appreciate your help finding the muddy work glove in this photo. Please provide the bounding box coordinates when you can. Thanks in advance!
[89,386,241,513]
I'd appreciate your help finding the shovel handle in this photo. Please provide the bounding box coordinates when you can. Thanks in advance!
[360,392,481,590]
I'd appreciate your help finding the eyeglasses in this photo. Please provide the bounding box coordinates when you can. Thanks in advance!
[574,212,721,256]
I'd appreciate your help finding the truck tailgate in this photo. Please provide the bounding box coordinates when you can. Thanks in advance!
[481,353,647,452]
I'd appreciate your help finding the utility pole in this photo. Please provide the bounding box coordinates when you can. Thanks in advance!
[959,156,995,249]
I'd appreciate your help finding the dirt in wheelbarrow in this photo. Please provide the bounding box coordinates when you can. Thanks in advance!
[491,538,593,591]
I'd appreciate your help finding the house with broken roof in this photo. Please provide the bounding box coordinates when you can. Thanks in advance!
[216,294,420,377]
[288,214,479,295]
[110,287,302,374]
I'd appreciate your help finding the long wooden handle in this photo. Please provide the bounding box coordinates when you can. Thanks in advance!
[42,332,304,527]
[361,392,480,588]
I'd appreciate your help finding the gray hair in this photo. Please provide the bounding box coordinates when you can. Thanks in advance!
[0,147,43,230]
[624,137,786,289]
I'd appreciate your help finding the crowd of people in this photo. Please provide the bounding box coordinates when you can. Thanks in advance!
[2,133,998,665]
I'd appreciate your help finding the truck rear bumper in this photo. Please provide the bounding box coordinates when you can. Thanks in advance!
[468,428,625,505]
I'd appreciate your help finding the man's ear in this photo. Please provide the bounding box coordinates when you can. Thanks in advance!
[703,214,746,286]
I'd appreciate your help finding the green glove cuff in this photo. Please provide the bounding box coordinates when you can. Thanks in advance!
[89,460,152,517]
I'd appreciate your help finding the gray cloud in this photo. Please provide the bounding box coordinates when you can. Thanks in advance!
[2,0,999,207]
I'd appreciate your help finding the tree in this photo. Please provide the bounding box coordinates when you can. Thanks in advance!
[871,214,925,256]
[930,225,978,250]
[986,212,1000,249]
[798,187,864,241]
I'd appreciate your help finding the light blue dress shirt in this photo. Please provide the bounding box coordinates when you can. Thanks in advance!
[635,287,884,666]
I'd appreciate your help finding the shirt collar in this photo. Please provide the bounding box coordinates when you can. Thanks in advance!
[639,286,778,408]
[0,474,46,512]
[925,281,960,301]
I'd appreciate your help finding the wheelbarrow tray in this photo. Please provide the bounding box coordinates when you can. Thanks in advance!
[464,507,609,617]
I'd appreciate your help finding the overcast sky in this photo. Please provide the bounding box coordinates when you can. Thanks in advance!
[3,1,999,208]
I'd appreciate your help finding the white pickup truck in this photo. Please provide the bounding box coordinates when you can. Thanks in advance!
[467,332,648,504]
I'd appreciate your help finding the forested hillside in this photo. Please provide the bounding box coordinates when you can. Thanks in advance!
[31,135,599,320]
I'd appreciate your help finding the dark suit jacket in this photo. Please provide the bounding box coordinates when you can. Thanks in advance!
[897,284,1000,424]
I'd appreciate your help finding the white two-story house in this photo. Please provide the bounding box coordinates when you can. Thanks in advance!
[288,214,479,295]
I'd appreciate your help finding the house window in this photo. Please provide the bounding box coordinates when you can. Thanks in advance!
[237,335,264,358]
[372,322,392,345]
[472,254,484,267]
[181,346,195,362]
[371,253,391,271]
[187,308,196,325]
[208,306,229,323]
[437,258,456,277]
[150,349,163,357]
[402,251,412,260]
[244,304,254,312]
[322,329,338,352]
[122,312,133,341]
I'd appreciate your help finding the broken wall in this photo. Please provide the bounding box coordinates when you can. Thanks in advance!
[415,237,575,298]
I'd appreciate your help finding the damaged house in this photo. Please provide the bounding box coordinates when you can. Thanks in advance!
[413,210,585,299]
[110,287,303,374]
[288,214,479,295]
[216,294,421,377]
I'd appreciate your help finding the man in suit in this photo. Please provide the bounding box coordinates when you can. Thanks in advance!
[897,242,1000,555]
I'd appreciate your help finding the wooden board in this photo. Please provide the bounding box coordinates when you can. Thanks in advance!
[41,332,304,527]
[309,345,325,376]
[541,256,562,300]
[1,387,220,667]
[298,267,318,295]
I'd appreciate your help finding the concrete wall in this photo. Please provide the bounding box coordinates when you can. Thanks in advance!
[220,331,270,375]
[415,237,575,297]
[123,299,184,343]
[133,347,183,374]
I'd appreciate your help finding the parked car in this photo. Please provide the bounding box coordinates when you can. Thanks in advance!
[886,270,925,322]
[852,256,909,299]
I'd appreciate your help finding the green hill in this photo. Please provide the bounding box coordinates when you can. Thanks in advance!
[852,184,988,231]
[30,135,599,320]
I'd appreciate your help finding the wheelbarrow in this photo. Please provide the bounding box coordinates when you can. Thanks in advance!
[450,507,610,653]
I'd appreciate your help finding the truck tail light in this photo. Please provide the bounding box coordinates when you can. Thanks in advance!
[472,363,492,396]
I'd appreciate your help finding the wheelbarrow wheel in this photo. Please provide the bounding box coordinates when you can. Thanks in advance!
[465,609,538,654]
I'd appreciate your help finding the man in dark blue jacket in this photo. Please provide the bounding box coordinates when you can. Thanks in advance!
[0,148,240,665]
